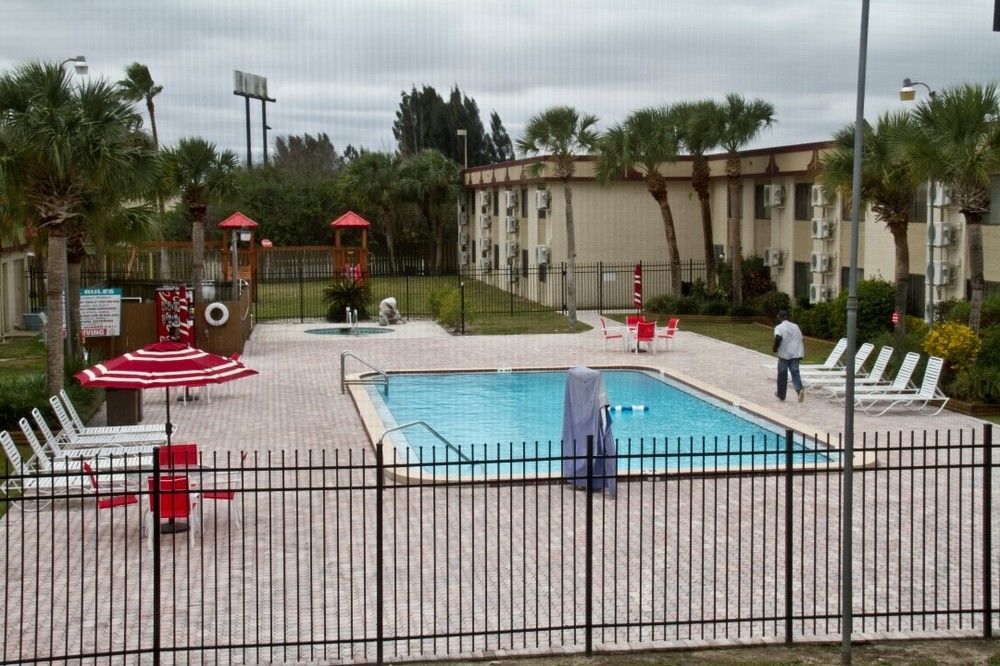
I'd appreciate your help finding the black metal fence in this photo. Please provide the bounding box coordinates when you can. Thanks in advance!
[0,426,995,664]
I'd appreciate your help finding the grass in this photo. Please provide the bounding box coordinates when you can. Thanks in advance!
[0,334,46,376]
[467,311,591,335]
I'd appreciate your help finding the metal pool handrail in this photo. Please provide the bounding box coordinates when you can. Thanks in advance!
[377,421,473,463]
[340,351,388,395]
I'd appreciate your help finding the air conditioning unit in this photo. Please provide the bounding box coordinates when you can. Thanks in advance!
[479,258,492,271]
[505,190,518,210]
[459,231,469,247]
[535,245,551,264]
[480,214,491,228]
[811,184,829,207]
[931,186,951,208]
[459,251,469,265]
[764,184,785,208]
[505,241,519,258]
[459,202,468,214]
[763,247,783,267]
[931,223,956,247]
[536,189,550,210]
[810,252,833,273]
[459,213,469,227]
[809,284,831,304]
[505,216,519,234]
[932,261,955,286]
[478,190,491,207]
[810,218,834,240]
[480,237,492,252]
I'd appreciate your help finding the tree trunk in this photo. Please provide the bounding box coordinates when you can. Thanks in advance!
[692,155,716,292]
[563,180,577,328]
[67,256,83,362]
[889,224,909,333]
[385,225,398,274]
[190,208,205,296]
[147,100,159,149]
[727,179,743,306]
[45,233,67,396]
[966,214,985,333]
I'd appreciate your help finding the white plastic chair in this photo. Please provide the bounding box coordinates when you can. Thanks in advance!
[800,342,875,378]
[805,346,893,395]
[31,409,155,460]
[0,430,87,497]
[59,389,165,436]
[599,319,625,352]
[855,356,949,416]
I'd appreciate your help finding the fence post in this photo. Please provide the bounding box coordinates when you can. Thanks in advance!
[598,261,603,314]
[151,448,161,665]
[375,442,385,664]
[985,423,993,639]
[584,434,594,654]
[509,265,514,317]
[405,269,410,321]
[460,282,466,335]
[298,252,305,324]
[784,429,794,644]
[561,263,567,313]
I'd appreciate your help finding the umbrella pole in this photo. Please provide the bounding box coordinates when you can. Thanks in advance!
[165,387,172,447]
[159,386,188,534]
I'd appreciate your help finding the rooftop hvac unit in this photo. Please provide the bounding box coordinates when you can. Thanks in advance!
[810,218,834,240]
[810,184,829,207]
[810,252,833,273]
[479,257,492,271]
[536,245,551,264]
[809,284,831,304]
[480,214,491,228]
[764,184,785,208]
[932,261,955,286]
[478,190,491,207]
[505,241,519,258]
[763,247,783,267]
[505,216,519,234]
[931,186,951,208]
[931,223,956,247]
[536,189,550,210]
[504,190,518,210]
[459,251,468,265]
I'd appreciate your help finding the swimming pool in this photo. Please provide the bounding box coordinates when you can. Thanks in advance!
[361,368,835,477]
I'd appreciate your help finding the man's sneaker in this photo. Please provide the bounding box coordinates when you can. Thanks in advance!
[797,390,805,403]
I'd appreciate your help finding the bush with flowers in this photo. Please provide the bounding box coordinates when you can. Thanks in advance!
[922,321,981,371]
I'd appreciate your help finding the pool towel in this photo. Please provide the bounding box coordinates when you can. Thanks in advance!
[561,366,617,496]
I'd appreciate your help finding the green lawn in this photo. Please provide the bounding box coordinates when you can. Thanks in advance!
[467,311,591,335]
[0,334,46,376]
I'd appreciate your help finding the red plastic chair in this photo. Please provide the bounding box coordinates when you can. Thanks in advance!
[158,443,199,469]
[201,451,246,528]
[82,462,138,510]
[146,475,200,547]
[656,317,679,351]
[599,319,625,352]
[635,321,656,354]
[625,314,643,331]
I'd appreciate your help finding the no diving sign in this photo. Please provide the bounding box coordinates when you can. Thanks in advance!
[80,287,123,337]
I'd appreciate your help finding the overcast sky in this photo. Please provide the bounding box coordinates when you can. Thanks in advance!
[4,1,999,162]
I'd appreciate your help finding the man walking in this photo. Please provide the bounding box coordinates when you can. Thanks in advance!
[773,309,805,402]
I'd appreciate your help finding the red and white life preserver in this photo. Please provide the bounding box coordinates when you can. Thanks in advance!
[204,302,230,327]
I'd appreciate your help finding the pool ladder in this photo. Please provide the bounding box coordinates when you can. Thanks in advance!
[340,351,388,395]
[377,421,472,463]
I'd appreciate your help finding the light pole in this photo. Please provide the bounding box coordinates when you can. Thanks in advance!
[60,56,88,76]
[456,129,468,279]
[899,78,938,324]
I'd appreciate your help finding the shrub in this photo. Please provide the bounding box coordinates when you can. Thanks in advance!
[427,286,465,331]
[982,296,1000,328]
[674,296,701,315]
[730,304,757,317]
[717,256,776,303]
[923,321,981,371]
[948,366,1000,403]
[935,298,970,324]
[699,301,730,316]
[324,279,370,322]
[976,325,1000,369]
[0,374,49,431]
[643,295,677,314]
[871,326,928,381]
[427,287,450,319]
[751,290,791,321]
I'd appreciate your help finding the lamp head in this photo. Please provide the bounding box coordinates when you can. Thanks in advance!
[456,129,468,137]
[70,55,88,76]
[899,77,916,101]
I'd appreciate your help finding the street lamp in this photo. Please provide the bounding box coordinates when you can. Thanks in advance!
[60,56,88,76]
[456,129,469,281]
[900,77,939,324]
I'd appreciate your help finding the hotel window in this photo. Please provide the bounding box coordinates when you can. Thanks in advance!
[492,189,499,217]
[754,184,767,219]
[521,188,528,218]
[794,183,812,221]
[911,182,928,224]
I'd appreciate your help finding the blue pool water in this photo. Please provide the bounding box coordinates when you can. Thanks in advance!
[366,369,834,475]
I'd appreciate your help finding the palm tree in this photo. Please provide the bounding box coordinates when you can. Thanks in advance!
[399,149,462,274]
[161,137,239,291]
[595,107,683,297]
[516,106,599,327]
[338,151,405,272]
[0,62,147,394]
[718,94,776,306]
[901,83,1000,333]
[674,100,725,292]
[820,114,919,331]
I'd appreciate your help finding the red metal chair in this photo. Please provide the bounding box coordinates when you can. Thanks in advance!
[82,462,138,510]
[599,318,625,352]
[157,443,198,469]
[656,317,679,351]
[146,475,200,548]
[635,321,656,354]
[625,314,643,331]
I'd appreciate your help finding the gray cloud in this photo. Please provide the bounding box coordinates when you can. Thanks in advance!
[3,0,998,161]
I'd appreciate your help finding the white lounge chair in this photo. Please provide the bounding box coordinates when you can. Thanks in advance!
[0,430,87,497]
[20,417,149,469]
[805,347,893,396]
[800,342,875,378]
[31,410,156,459]
[58,389,166,436]
[828,352,921,399]
[762,337,847,374]
[36,405,165,448]
[855,356,949,416]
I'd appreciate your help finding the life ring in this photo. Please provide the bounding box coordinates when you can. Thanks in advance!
[204,302,230,327]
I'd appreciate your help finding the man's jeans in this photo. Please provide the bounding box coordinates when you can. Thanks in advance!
[777,357,803,400]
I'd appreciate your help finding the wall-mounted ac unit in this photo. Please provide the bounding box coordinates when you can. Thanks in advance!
[763,247,783,267]
[810,218,835,240]
[810,184,829,207]
[480,237,492,252]
[932,261,955,286]
[764,184,786,208]
[931,186,951,208]
[931,223,956,247]
[478,190,491,207]
[505,190,518,210]
[809,284,831,304]
[479,258,492,271]
[536,245,551,264]
[459,231,469,247]
[536,189,550,210]
[505,241,519,258]
[459,251,468,265]
[459,213,469,227]
[480,214,491,228]
[505,216,519,234]
[810,252,833,273]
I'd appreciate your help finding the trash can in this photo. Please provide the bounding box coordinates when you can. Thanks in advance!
[105,389,143,426]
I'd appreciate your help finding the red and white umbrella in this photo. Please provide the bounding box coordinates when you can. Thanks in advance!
[75,341,258,446]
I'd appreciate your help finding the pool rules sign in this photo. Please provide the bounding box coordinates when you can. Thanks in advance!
[80,287,123,338]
